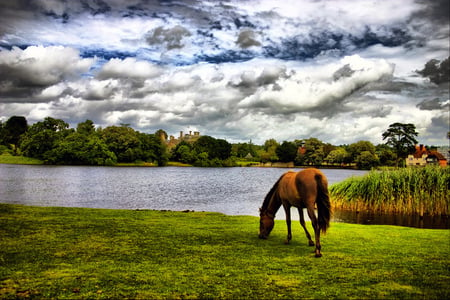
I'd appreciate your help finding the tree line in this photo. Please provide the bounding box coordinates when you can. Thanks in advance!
[1,116,424,169]
[0,117,168,166]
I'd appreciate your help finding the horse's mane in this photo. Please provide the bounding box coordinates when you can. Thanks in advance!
[260,173,284,212]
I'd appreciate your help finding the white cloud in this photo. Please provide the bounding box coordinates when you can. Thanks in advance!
[97,57,162,79]
[0,46,94,87]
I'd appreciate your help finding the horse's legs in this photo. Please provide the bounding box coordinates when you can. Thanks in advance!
[298,208,314,246]
[306,206,322,257]
[283,203,292,244]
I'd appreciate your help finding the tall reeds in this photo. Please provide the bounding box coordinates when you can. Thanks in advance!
[330,166,449,216]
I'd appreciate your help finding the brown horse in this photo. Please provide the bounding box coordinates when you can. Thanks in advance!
[259,168,331,257]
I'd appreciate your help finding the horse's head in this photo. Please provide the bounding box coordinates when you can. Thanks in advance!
[259,208,274,239]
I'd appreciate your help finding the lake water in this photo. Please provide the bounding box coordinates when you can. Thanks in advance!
[0,165,447,228]
[0,164,363,216]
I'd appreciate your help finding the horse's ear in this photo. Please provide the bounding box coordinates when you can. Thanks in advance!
[259,207,262,213]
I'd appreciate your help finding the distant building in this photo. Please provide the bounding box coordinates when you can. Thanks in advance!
[406,145,447,167]
[167,130,200,148]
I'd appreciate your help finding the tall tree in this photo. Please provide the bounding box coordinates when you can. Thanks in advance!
[20,117,70,160]
[276,141,297,162]
[4,116,28,153]
[382,123,418,166]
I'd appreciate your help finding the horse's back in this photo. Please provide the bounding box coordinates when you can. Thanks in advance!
[295,168,328,199]
[296,168,327,185]
[278,171,300,202]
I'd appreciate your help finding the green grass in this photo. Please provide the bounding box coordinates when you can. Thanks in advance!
[330,166,449,216]
[0,154,43,165]
[0,204,449,299]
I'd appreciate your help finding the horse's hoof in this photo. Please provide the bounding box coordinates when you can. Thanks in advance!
[315,252,322,258]
[308,240,315,246]
[284,240,290,245]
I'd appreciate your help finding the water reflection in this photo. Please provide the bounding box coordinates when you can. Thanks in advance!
[333,209,449,229]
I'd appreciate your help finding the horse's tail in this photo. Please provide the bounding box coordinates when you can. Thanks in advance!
[315,173,331,233]
[260,173,284,213]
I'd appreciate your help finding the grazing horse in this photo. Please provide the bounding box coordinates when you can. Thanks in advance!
[259,168,331,257]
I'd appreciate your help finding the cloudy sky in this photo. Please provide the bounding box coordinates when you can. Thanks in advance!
[0,0,449,145]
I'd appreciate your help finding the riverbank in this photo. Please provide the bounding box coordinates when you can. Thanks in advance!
[1,204,448,299]
[0,153,353,168]
[0,154,43,165]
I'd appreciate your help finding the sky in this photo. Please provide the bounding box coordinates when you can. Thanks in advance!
[0,0,449,146]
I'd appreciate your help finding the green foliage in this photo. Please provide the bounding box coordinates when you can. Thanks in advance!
[258,139,279,163]
[171,135,233,167]
[20,117,71,160]
[193,135,232,160]
[2,116,28,151]
[13,117,168,166]
[276,141,297,162]
[382,123,418,166]
[101,125,141,162]
[330,166,449,216]
[0,204,448,299]
[325,147,350,165]
[232,141,257,158]
[355,150,379,170]
[376,144,397,166]
[0,116,436,169]
[296,138,325,165]
[47,132,117,166]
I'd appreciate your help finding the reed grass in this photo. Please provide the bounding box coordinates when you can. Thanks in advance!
[330,166,449,216]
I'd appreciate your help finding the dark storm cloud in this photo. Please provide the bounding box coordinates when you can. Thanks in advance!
[236,29,261,48]
[416,98,449,110]
[0,46,94,100]
[146,25,192,50]
[414,0,450,24]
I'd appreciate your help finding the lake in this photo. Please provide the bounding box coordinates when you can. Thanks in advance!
[0,165,447,228]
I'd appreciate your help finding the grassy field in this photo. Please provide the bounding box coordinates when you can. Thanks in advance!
[0,204,449,299]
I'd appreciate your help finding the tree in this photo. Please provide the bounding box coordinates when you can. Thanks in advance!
[376,144,397,166]
[259,139,279,162]
[138,131,169,166]
[3,116,28,154]
[47,131,116,165]
[382,123,418,166]
[77,119,95,135]
[101,125,141,162]
[233,142,257,159]
[355,151,379,170]
[296,138,325,165]
[193,136,232,161]
[20,117,70,160]
[325,147,350,165]
[348,140,376,161]
[276,141,297,162]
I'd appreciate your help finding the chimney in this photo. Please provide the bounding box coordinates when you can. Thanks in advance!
[180,131,183,139]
